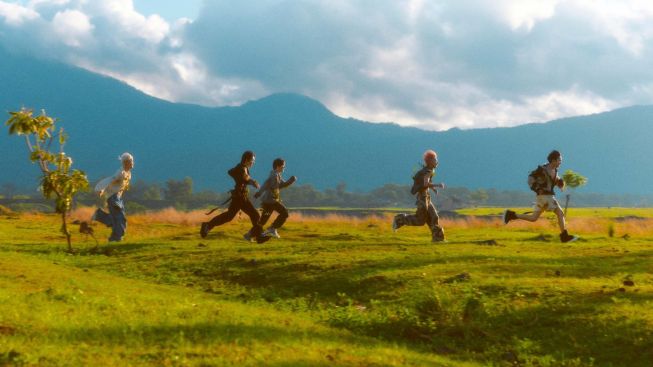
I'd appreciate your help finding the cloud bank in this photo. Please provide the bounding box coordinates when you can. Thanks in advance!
[1,0,653,130]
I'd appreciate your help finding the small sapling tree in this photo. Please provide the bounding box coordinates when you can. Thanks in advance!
[5,109,89,251]
[562,169,588,216]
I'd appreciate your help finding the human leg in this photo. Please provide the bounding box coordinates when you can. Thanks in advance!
[204,199,240,234]
[259,204,273,227]
[516,209,543,222]
[93,207,113,228]
[554,207,566,232]
[269,202,288,229]
[399,201,429,227]
[107,195,127,242]
[241,198,268,243]
[427,202,445,241]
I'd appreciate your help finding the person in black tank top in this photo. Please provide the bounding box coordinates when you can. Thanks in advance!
[200,151,270,244]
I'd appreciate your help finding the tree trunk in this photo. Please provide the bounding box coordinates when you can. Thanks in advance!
[564,194,571,217]
[61,211,72,252]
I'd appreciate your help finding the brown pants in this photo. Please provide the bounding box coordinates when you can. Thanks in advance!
[395,197,444,240]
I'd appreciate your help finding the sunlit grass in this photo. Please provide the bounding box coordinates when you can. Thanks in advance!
[1,208,653,366]
[457,206,653,218]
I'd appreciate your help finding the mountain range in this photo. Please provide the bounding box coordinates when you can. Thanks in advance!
[1,47,652,194]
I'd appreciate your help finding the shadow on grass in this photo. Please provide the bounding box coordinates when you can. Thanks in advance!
[72,243,653,306]
[331,289,653,366]
[203,255,447,301]
[191,248,653,300]
[53,321,358,348]
[1,241,171,257]
[473,291,653,366]
[49,320,448,366]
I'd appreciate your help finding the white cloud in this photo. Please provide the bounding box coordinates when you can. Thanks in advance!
[29,0,71,7]
[571,0,653,55]
[493,0,561,31]
[84,0,169,43]
[0,1,39,25]
[52,9,93,47]
[1,0,653,130]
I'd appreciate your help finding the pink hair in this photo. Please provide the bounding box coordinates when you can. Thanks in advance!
[423,150,437,161]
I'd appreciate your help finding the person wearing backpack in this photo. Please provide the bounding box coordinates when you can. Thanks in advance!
[392,150,446,242]
[252,158,297,239]
[199,151,271,244]
[503,150,578,243]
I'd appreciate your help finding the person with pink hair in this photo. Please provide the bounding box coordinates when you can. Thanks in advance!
[392,150,446,242]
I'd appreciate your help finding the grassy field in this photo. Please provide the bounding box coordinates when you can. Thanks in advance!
[456,207,653,219]
[1,207,652,366]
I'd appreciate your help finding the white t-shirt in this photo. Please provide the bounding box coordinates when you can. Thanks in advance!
[95,169,132,198]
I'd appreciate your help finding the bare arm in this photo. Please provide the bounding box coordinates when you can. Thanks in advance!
[241,168,259,189]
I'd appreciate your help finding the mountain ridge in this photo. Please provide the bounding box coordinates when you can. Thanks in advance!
[1,48,652,194]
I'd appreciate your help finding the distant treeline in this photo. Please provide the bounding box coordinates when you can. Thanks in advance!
[2,178,653,212]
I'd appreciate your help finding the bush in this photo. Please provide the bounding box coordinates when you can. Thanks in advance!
[0,204,13,215]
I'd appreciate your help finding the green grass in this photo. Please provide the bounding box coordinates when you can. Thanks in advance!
[1,211,652,366]
[457,207,653,218]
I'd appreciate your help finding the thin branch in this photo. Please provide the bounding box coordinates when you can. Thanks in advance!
[40,160,50,174]
[24,135,34,152]
[47,134,56,152]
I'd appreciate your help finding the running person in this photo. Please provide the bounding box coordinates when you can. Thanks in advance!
[254,158,297,238]
[392,150,446,242]
[503,150,578,243]
[200,151,270,244]
[92,153,134,242]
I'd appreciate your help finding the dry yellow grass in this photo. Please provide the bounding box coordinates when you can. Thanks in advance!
[67,206,653,237]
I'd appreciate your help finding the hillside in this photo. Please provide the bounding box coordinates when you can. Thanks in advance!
[1,47,652,194]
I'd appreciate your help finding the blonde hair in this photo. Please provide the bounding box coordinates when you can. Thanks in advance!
[119,152,134,163]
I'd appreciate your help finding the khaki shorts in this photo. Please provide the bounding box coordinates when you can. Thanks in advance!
[534,195,561,213]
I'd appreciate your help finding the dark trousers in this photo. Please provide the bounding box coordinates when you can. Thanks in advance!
[94,194,127,242]
[206,194,263,237]
[259,201,289,229]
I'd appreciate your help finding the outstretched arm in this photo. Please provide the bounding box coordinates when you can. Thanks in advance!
[279,175,297,189]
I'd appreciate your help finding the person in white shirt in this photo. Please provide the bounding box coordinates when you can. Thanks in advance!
[92,153,134,242]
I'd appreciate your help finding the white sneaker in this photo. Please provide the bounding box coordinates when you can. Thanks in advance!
[266,228,280,239]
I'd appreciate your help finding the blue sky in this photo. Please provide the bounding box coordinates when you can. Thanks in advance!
[1,1,653,130]
[132,0,201,21]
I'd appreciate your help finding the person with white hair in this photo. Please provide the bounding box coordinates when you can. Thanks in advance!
[392,150,446,242]
[91,153,134,242]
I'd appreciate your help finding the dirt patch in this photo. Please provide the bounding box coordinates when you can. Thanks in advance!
[327,233,363,241]
[614,216,646,222]
[474,239,502,246]
[442,272,471,284]
[528,233,554,242]
[0,325,17,335]
[300,233,321,238]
